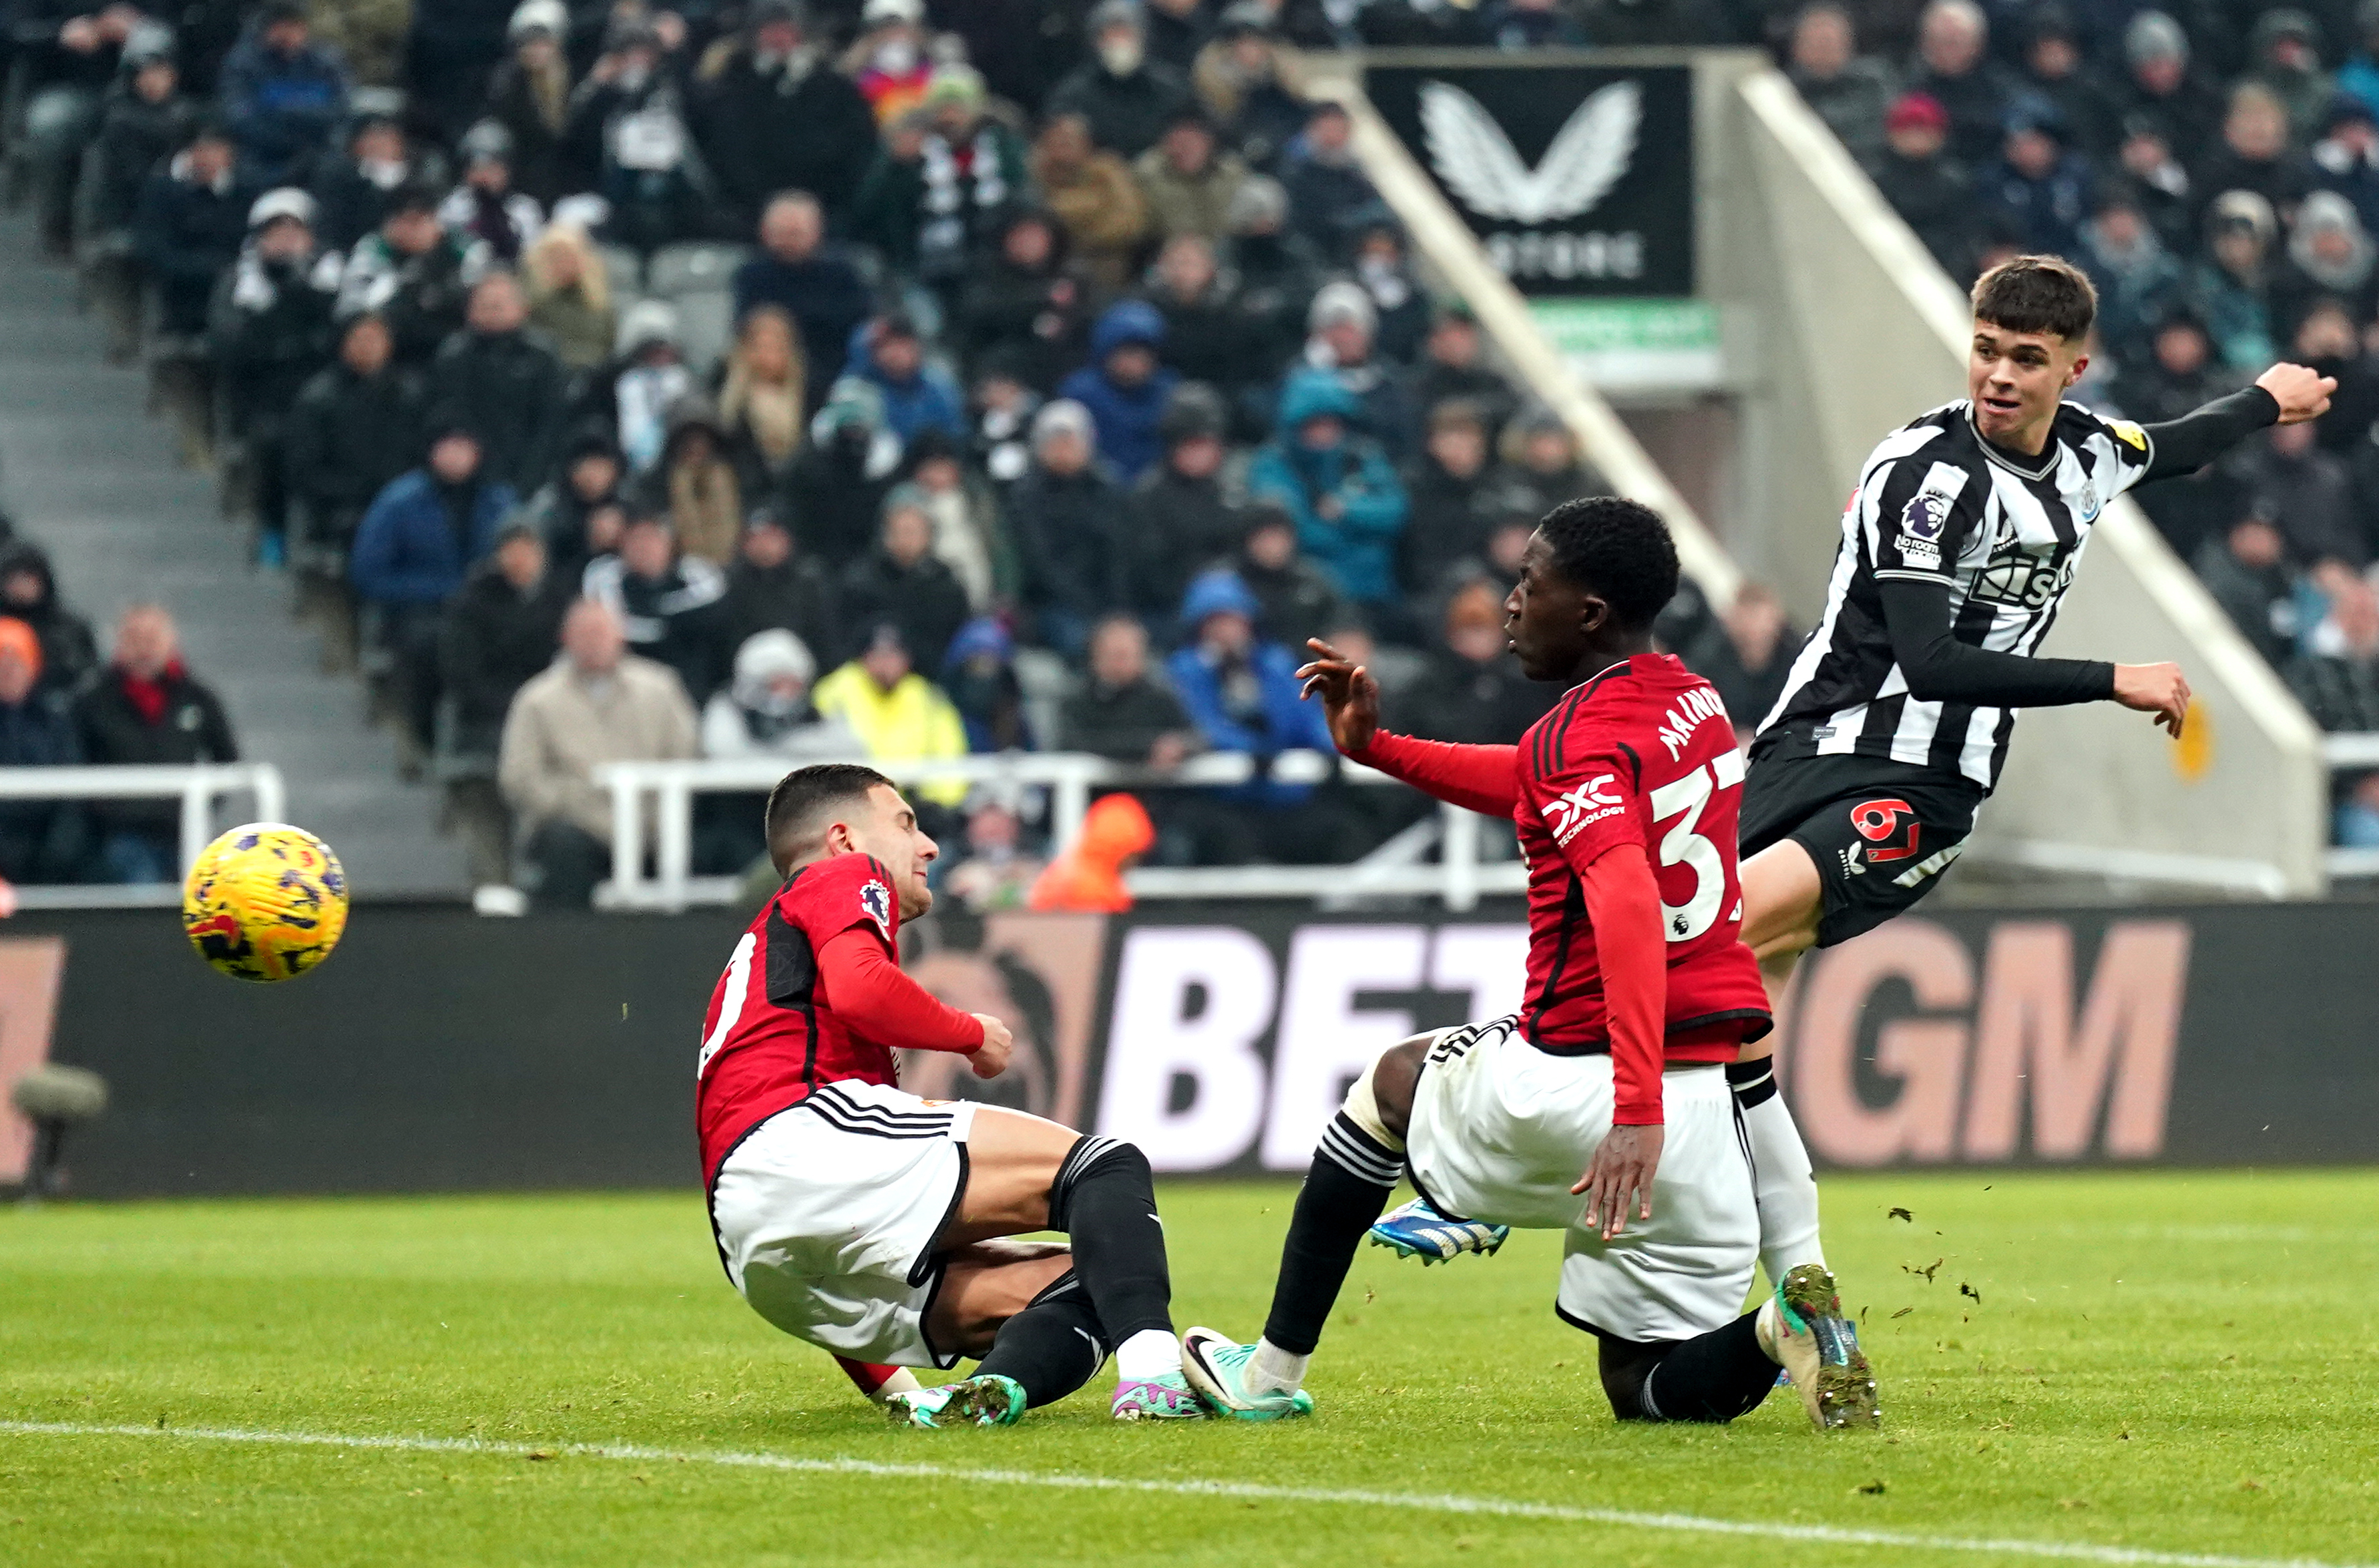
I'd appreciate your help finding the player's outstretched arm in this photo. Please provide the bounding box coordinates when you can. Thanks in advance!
[1299,638,1522,816]
[2135,364,2335,483]
[1567,843,1667,1240]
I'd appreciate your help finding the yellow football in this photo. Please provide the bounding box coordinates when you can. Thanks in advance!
[182,823,350,983]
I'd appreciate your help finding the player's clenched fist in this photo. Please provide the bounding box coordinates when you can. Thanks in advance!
[2111,662,2191,738]
[2256,361,2338,425]
[967,1013,1014,1079]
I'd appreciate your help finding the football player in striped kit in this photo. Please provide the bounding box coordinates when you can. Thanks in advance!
[1727,256,2333,1298]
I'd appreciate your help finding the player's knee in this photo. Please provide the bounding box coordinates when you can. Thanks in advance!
[1594,1334,1667,1422]
[1349,1037,1428,1146]
[1046,1135,1153,1231]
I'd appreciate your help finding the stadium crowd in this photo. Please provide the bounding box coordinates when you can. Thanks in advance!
[7,0,2379,900]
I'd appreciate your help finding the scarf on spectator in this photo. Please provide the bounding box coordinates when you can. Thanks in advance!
[523,54,569,134]
[669,457,742,566]
[119,660,185,726]
[919,129,1010,265]
[719,362,803,467]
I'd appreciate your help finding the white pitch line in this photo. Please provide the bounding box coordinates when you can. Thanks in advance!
[0,1419,2361,1568]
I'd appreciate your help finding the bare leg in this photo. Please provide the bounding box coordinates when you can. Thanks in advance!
[937,1106,1180,1388]
[924,1240,1077,1359]
[1731,838,1827,1282]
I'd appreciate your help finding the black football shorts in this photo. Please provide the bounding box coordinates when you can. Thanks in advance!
[1737,750,1985,948]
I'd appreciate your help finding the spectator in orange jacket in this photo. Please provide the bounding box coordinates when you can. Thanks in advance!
[1029,791,1154,912]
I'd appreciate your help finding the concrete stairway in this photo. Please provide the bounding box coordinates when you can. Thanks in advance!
[0,214,468,897]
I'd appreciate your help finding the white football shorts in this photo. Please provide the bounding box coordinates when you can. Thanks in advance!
[1403,1015,1758,1344]
[709,1080,980,1368]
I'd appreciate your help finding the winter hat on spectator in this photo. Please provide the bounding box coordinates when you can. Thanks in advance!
[2207,188,2278,246]
[616,298,682,356]
[564,425,620,467]
[1178,567,1263,630]
[731,628,817,704]
[863,0,924,22]
[1158,382,1227,445]
[248,187,318,231]
[508,0,566,40]
[1089,0,1144,39]
[2325,92,2378,134]
[1217,1,1277,38]
[943,615,1014,674]
[257,0,307,29]
[749,0,801,29]
[1225,175,1289,234]
[1309,280,1377,336]
[923,63,987,109]
[120,21,175,69]
[813,376,889,441]
[2291,191,2376,290]
[1032,398,1096,450]
[1884,91,1949,136]
[1092,298,1166,358]
[0,617,42,682]
[459,120,515,169]
[184,116,234,150]
[2124,9,2187,67]
[2002,93,2067,142]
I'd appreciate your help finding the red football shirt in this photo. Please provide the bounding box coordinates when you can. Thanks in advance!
[694,852,982,1184]
[1512,654,1771,1051]
[1351,654,1772,1117]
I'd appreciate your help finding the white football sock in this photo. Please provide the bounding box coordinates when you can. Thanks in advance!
[1116,1328,1180,1384]
[1739,1084,1826,1286]
[1250,1338,1309,1398]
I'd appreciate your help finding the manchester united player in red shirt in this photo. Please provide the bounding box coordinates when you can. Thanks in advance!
[1179,498,1880,1432]
[700,763,1205,1425]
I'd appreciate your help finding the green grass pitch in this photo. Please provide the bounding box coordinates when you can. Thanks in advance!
[3,1171,2376,1566]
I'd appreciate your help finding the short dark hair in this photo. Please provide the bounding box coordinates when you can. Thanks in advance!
[1536,496,1679,631]
[764,763,897,873]
[1970,254,2097,342]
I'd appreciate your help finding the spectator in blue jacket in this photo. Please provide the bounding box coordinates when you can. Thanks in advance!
[351,421,517,751]
[1164,567,1366,862]
[1058,300,1181,484]
[849,312,965,447]
[1249,370,1410,634]
[1986,98,2092,260]
[217,1,350,186]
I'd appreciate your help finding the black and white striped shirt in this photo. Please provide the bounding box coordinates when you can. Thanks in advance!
[1756,399,2156,790]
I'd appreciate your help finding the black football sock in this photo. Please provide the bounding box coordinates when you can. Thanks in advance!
[974,1270,1110,1408]
[1046,1137,1174,1344]
[1259,1112,1403,1357]
[1609,1311,1777,1424]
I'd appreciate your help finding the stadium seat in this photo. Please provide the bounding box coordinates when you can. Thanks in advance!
[672,288,734,376]
[646,243,752,300]
[597,244,645,297]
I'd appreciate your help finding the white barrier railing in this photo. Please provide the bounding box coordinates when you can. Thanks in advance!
[2320,734,2379,880]
[592,752,1528,912]
[0,763,287,908]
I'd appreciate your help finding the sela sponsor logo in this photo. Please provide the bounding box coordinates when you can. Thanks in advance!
[858,880,895,939]
[1973,543,2073,609]
[1657,684,1729,761]
[1777,917,2189,1167]
[1544,774,1624,844]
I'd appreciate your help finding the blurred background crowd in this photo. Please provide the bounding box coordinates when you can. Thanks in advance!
[4,0,2378,907]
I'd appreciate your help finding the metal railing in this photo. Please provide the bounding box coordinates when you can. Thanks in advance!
[0,763,287,908]
[2320,734,2379,880]
[592,752,1528,912]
